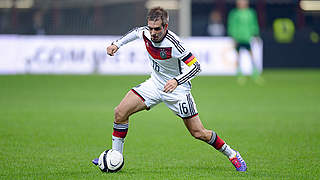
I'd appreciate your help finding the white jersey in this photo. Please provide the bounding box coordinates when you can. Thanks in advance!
[112,26,201,90]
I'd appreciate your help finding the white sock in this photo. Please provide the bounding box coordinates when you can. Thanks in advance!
[112,135,124,154]
[219,143,236,159]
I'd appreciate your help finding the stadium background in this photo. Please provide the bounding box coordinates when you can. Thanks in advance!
[0,0,319,179]
[0,0,319,67]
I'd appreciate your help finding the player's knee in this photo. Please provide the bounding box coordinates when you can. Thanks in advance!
[114,106,128,123]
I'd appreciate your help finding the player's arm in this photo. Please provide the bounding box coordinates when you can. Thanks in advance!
[107,27,145,56]
[251,9,260,37]
[227,10,237,38]
[174,52,201,85]
[164,52,201,93]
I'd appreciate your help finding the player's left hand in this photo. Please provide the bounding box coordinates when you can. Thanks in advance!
[163,79,178,93]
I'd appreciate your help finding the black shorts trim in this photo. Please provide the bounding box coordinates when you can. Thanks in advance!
[131,89,145,102]
[236,42,251,51]
[178,113,199,119]
[130,89,150,110]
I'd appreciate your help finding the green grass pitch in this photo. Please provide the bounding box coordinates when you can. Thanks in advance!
[0,69,319,179]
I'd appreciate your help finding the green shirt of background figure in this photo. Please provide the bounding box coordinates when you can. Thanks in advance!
[228,7,259,44]
[227,0,262,85]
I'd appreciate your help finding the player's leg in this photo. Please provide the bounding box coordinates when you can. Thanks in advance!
[235,42,242,76]
[164,91,241,162]
[112,90,147,154]
[235,43,247,85]
[247,47,265,86]
[112,78,161,155]
[114,90,147,124]
[92,90,147,165]
[183,115,235,156]
[183,115,247,171]
[93,79,160,166]
[247,47,259,79]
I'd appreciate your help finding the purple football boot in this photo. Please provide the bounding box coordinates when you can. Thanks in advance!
[229,151,247,171]
[92,158,99,166]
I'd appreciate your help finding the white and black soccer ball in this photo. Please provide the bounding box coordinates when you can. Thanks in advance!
[98,149,124,173]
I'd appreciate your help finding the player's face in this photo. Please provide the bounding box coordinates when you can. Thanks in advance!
[237,0,248,9]
[148,20,167,43]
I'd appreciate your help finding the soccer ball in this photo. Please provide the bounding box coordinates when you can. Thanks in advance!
[98,149,124,173]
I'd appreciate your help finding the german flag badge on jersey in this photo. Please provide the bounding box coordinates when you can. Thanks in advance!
[182,53,197,67]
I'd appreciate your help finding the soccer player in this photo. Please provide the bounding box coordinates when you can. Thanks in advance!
[93,7,247,172]
[228,0,260,84]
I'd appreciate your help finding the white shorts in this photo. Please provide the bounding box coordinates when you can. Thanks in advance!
[131,78,198,119]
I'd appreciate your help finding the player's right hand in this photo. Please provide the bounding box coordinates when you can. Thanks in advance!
[107,44,119,56]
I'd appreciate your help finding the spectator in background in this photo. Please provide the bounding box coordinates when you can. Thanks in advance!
[207,10,225,36]
[32,10,46,35]
[227,0,261,84]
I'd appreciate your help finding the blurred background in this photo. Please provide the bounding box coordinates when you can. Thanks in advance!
[0,0,319,68]
[1,1,320,179]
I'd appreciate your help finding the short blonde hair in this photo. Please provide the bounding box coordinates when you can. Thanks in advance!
[147,7,169,26]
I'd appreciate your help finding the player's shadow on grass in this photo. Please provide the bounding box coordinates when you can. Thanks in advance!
[123,164,233,175]
[95,165,270,179]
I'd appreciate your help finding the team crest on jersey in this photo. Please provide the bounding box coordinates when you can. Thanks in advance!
[160,50,167,59]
